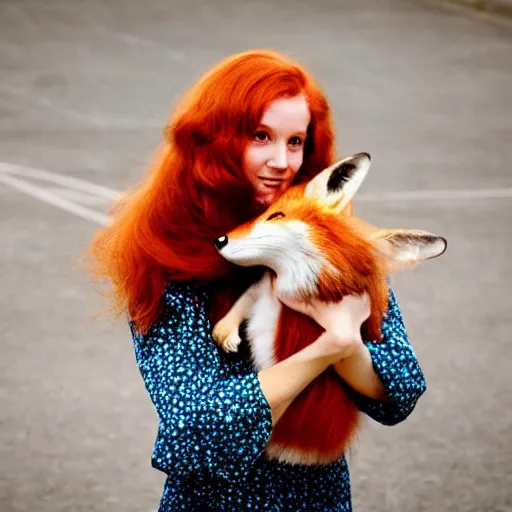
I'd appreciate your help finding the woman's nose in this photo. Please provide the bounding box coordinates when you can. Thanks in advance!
[268,143,288,171]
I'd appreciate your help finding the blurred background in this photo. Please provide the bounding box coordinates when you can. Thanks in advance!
[0,1,511,511]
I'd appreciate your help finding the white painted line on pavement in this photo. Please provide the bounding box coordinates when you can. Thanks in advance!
[0,173,110,225]
[2,162,511,204]
[0,162,120,199]
[43,187,113,206]
[358,188,512,202]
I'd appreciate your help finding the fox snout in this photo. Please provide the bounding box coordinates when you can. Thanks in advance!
[215,235,229,251]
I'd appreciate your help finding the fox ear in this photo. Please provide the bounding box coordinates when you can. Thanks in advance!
[305,152,371,213]
[372,229,447,272]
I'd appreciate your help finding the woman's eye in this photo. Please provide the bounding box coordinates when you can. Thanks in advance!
[254,131,269,142]
[289,136,303,147]
[266,211,285,221]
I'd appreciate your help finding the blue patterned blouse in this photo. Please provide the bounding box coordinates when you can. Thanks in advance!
[130,283,426,511]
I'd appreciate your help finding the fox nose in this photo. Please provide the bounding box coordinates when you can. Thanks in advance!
[215,235,228,250]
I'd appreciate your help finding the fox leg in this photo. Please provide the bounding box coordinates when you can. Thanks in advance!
[212,280,263,353]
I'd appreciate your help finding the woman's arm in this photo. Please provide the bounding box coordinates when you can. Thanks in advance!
[338,288,427,425]
[333,343,388,401]
[131,284,272,486]
[277,287,426,425]
[259,329,364,425]
[265,292,372,423]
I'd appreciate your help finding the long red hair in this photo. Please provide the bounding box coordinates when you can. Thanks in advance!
[88,49,337,333]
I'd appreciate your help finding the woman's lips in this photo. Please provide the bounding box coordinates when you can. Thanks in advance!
[259,178,284,189]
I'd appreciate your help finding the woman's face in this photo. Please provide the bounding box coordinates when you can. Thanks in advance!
[243,94,311,207]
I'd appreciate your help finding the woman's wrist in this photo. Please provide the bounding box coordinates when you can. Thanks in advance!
[334,343,389,401]
[314,328,364,362]
[338,337,366,360]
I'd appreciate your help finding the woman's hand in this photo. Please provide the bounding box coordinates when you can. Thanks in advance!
[276,292,371,361]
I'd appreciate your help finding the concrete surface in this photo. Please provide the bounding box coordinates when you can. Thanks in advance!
[0,0,511,511]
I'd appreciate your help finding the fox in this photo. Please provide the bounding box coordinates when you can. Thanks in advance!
[212,152,447,465]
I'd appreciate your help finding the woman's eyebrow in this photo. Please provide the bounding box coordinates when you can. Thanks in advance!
[258,123,307,137]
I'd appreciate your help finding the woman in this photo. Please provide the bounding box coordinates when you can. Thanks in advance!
[89,50,426,511]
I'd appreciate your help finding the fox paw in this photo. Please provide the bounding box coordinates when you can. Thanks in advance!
[212,322,242,353]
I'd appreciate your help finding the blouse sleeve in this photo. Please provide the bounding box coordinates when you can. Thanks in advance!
[348,288,427,425]
[130,284,273,485]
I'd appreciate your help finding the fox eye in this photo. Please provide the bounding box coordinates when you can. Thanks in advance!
[266,211,285,221]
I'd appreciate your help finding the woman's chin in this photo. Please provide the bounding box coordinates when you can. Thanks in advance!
[255,195,274,209]
[254,188,280,207]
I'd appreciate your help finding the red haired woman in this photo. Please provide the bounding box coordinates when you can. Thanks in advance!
[90,50,426,511]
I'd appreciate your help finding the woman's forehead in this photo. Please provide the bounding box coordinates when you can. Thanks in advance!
[259,94,311,132]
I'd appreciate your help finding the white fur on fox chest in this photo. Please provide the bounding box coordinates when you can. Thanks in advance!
[245,273,282,371]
